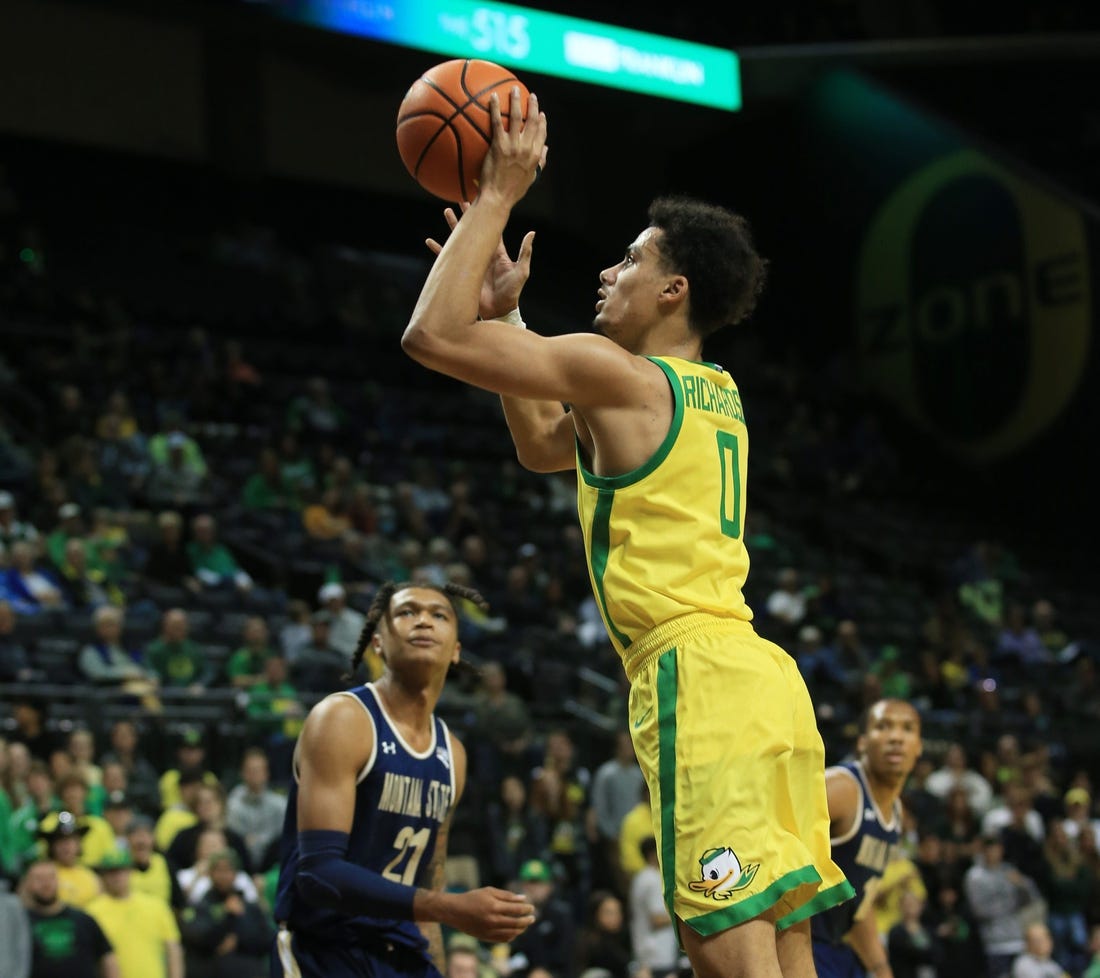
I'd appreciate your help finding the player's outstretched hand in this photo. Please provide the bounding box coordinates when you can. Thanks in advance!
[425,201,535,320]
[446,886,536,942]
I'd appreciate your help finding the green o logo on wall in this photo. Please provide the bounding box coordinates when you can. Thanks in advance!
[856,149,1091,461]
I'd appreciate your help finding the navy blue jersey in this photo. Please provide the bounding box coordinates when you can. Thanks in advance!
[811,760,901,947]
[273,684,457,952]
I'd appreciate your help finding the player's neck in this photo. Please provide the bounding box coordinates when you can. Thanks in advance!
[374,675,438,731]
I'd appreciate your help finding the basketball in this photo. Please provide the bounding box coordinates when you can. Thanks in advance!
[396,58,530,204]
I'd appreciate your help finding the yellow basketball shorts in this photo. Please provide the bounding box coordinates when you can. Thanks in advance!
[624,613,855,935]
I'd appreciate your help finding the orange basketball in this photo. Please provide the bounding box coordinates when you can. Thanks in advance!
[396,59,530,204]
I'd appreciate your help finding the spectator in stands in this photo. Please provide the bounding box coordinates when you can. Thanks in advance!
[886,890,939,978]
[186,514,253,595]
[142,510,199,593]
[86,846,184,978]
[528,726,589,906]
[1031,599,1070,660]
[146,608,214,691]
[225,616,274,690]
[167,782,250,876]
[573,889,632,978]
[176,826,258,906]
[95,390,140,442]
[240,446,299,513]
[99,789,132,842]
[78,604,161,702]
[277,598,312,661]
[65,441,128,513]
[509,858,577,978]
[483,774,549,889]
[927,742,995,815]
[0,489,40,553]
[178,846,274,978]
[964,831,1043,978]
[316,580,366,662]
[126,814,181,908]
[44,501,84,567]
[1041,819,1092,976]
[1012,922,1071,978]
[0,599,39,682]
[275,431,316,497]
[8,698,60,762]
[6,761,57,876]
[471,661,536,783]
[99,720,159,818]
[244,653,304,783]
[764,566,809,640]
[225,747,285,874]
[302,486,352,542]
[155,766,206,854]
[287,609,345,693]
[873,850,928,942]
[43,384,92,451]
[588,730,644,899]
[1062,787,1100,847]
[52,537,116,610]
[95,407,150,504]
[630,835,678,978]
[984,780,1045,847]
[158,728,219,812]
[66,729,103,810]
[617,781,654,886]
[1,540,66,614]
[20,857,118,978]
[53,774,115,869]
[148,413,207,479]
[996,603,1050,667]
[39,811,100,908]
[286,375,346,442]
[145,430,211,511]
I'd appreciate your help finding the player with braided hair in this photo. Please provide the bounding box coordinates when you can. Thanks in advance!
[272,581,534,978]
[343,580,489,682]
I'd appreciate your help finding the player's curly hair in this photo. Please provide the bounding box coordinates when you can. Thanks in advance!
[343,580,490,683]
[647,195,769,338]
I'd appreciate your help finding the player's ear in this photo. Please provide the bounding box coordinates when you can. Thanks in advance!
[451,642,462,666]
[660,275,688,308]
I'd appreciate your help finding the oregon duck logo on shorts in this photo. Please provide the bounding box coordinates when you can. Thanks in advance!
[688,846,758,900]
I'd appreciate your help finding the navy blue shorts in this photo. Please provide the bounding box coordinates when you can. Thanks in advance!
[271,928,444,978]
[812,939,866,978]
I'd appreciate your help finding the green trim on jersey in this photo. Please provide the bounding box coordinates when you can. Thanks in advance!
[657,649,679,919]
[589,489,631,650]
[577,357,685,490]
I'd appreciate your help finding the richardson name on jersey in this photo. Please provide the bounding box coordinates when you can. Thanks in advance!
[378,772,453,822]
[681,375,745,422]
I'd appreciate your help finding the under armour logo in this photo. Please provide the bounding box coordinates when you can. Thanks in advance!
[381,742,397,755]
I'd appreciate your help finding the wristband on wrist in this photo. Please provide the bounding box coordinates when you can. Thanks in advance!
[500,307,526,328]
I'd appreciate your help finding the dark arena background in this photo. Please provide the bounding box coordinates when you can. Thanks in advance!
[2,0,1100,974]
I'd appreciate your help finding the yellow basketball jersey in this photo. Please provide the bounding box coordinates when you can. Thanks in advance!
[576,356,753,660]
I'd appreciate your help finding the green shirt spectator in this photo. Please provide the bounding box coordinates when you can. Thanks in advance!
[186,514,253,592]
[226,617,276,690]
[148,426,207,478]
[241,448,300,511]
[147,609,214,688]
[246,657,304,740]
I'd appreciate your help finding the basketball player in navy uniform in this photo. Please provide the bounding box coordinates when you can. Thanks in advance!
[812,698,923,978]
[271,581,535,978]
